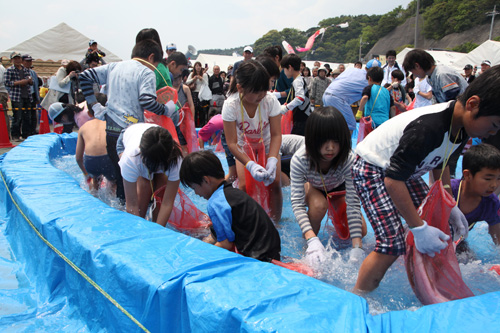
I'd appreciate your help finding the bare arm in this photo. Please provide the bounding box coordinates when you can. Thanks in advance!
[268,115,282,159]
[223,120,252,165]
[417,90,433,100]
[183,84,196,117]
[358,95,368,114]
[384,177,423,228]
[75,130,87,175]
[155,179,180,227]
[215,239,235,251]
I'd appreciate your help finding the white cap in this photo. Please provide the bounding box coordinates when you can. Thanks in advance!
[243,46,253,53]
[167,43,177,51]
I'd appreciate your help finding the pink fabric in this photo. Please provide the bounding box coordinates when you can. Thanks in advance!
[198,114,223,142]
[75,102,93,128]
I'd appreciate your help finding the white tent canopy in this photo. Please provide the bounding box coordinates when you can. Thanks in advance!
[452,40,500,70]
[397,48,465,70]
[0,22,121,63]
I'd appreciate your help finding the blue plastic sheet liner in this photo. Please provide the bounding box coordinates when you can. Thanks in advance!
[0,132,499,332]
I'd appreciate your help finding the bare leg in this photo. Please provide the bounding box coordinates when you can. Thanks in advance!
[304,183,328,236]
[353,251,399,293]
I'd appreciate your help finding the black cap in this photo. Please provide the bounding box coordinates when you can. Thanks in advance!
[463,64,472,70]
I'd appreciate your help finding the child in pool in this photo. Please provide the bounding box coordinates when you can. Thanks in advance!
[222,60,283,222]
[452,143,500,246]
[290,107,366,266]
[117,123,182,227]
[352,65,500,293]
[180,150,281,262]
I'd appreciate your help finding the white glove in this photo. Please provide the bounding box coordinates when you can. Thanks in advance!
[263,157,278,186]
[411,221,450,257]
[273,91,282,99]
[164,100,179,126]
[449,206,469,241]
[91,103,106,120]
[245,161,269,182]
[305,236,327,267]
[348,247,365,263]
[280,104,289,115]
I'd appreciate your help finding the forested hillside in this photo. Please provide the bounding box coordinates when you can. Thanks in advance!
[199,0,499,63]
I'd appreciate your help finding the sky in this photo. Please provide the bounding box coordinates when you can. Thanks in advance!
[0,0,413,60]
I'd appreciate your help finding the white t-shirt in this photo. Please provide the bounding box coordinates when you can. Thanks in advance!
[414,77,433,108]
[221,92,281,149]
[118,123,181,182]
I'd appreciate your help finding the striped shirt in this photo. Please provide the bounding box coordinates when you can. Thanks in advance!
[290,147,363,239]
[79,60,166,132]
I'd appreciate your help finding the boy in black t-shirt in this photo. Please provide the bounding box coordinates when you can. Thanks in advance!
[180,150,281,262]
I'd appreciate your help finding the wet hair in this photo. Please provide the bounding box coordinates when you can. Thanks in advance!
[180,150,225,187]
[462,143,500,176]
[66,61,82,74]
[386,50,397,58]
[280,54,302,71]
[305,106,351,172]
[391,69,404,81]
[166,51,188,67]
[135,28,163,51]
[457,65,500,118]
[54,104,79,123]
[402,49,435,71]
[366,67,384,83]
[262,45,283,61]
[255,54,280,79]
[139,126,182,174]
[228,59,270,94]
[131,39,163,63]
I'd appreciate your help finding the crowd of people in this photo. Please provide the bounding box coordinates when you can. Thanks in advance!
[2,33,500,300]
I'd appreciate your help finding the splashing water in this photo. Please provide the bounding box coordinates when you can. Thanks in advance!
[52,148,500,315]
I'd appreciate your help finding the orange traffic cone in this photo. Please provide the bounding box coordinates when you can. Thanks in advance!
[53,122,64,134]
[0,104,15,148]
[38,108,51,134]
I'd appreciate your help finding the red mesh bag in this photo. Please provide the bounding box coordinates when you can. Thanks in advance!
[281,109,293,135]
[144,111,179,144]
[153,186,211,230]
[356,116,373,144]
[271,258,316,277]
[156,86,178,105]
[406,98,416,111]
[178,104,199,153]
[405,180,474,305]
[327,191,350,240]
[241,137,270,215]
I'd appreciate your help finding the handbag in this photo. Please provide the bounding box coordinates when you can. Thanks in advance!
[357,86,381,144]
[198,75,213,102]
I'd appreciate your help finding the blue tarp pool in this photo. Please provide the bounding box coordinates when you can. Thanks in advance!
[0,133,499,332]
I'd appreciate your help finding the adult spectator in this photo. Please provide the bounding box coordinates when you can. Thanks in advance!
[354,61,363,69]
[311,66,319,78]
[0,61,9,139]
[231,45,253,76]
[22,54,42,136]
[403,49,467,104]
[208,65,225,112]
[85,53,101,69]
[302,66,312,89]
[337,64,345,73]
[480,60,491,74]
[186,61,210,127]
[4,51,33,141]
[382,49,406,87]
[463,64,475,84]
[166,43,177,57]
[310,66,330,107]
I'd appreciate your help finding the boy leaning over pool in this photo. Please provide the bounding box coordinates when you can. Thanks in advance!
[179,150,281,262]
[352,65,500,294]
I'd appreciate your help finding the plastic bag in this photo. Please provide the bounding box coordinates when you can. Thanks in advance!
[327,191,350,240]
[241,137,270,215]
[356,116,373,143]
[271,257,316,277]
[153,186,211,230]
[281,109,293,135]
[179,104,199,153]
[404,180,474,305]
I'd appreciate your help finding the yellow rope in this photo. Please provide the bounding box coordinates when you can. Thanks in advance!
[0,170,150,333]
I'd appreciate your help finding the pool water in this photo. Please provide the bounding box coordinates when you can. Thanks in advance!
[51,147,500,316]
